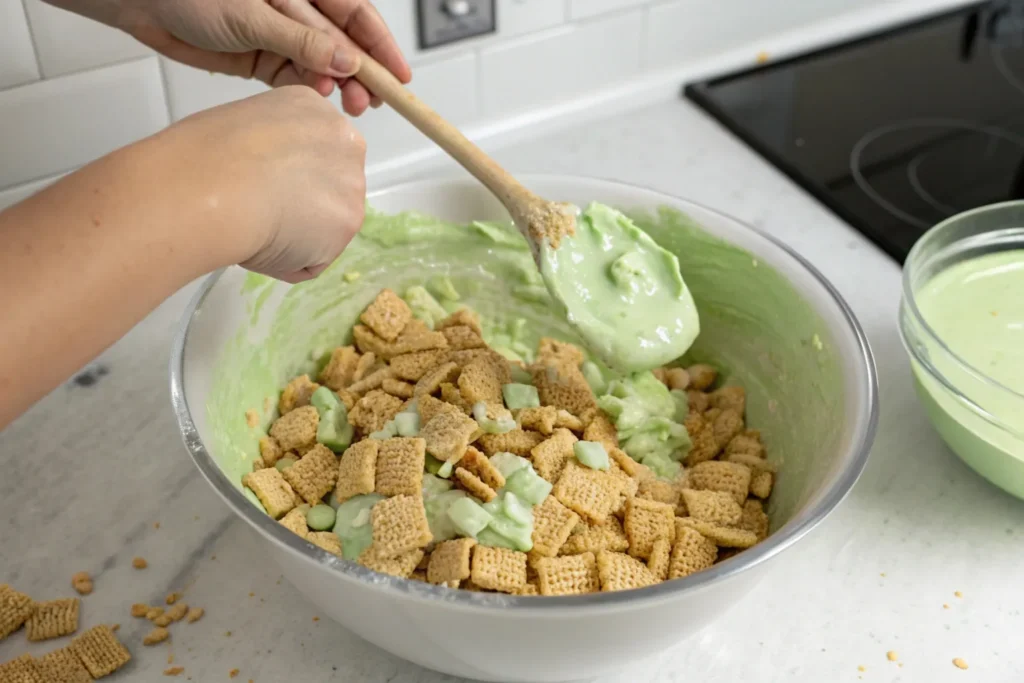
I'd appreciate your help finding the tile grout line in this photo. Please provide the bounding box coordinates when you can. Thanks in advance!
[20,0,46,80]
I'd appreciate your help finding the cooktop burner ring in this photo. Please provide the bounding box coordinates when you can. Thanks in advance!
[850,118,1024,229]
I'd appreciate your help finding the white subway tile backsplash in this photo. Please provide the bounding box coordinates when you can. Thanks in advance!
[479,10,643,117]
[497,0,566,37]
[569,0,648,21]
[0,173,65,212]
[371,2,420,62]
[0,58,168,189]
[162,59,269,122]
[24,0,151,77]
[0,1,40,89]
[353,53,478,165]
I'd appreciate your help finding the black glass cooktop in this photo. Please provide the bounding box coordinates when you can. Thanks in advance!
[685,1,1024,262]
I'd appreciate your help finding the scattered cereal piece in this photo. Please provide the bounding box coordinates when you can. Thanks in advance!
[560,516,628,556]
[531,428,578,483]
[427,538,477,585]
[349,390,404,435]
[414,361,460,397]
[458,446,506,490]
[688,460,753,505]
[476,428,545,457]
[164,666,185,676]
[39,647,91,683]
[336,439,379,503]
[347,366,395,396]
[668,526,718,579]
[471,546,527,593]
[229,668,240,679]
[887,651,898,662]
[269,405,319,451]
[711,408,744,448]
[454,467,497,502]
[517,406,558,435]
[375,437,426,497]
[738,499,770,541]
[624,497,676,560]
[687,389,710,414]
[749,470,773,499]
[72,625,132,677]
[441,325,486,351]
[359,549,424,578]
[531,496,580,557]
[952,658,968,670]
[709,385,745,415]
[318,346,361,390]
[130,603,150,618]
[282,444,340,505]
[686,364,717,391]
[361,289,413,342]
[665,367,690,391]
[185,607,204,624]
[420,410,479,464]
[553,463,624,524]
[70,572,93,596]
[531,363,596,416]
[582,412,618,451]
[371,494,433,559]
[647,538,671,581]
[725,433,765,459]
[153,614,172,628]
[166,603,189,622]
[132,557,148,570]
[242,467,297,520]
[279,507,309,539]
[0,584,34,640]
[165,592,182,606]
[536,552,599,596]
[458,356,504,404]
[390,350,452,382]
[381,378,415,399]
[676,518,758,548]
[681,489,743,526]
[278,375,319,415]
[26,598,79,641]
[308,531,343,556]
[0,654,43,683]
[596,551,657,592]
[955,591,963,598]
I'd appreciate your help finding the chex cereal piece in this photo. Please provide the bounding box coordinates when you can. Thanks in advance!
[470,546,527,593]
[381,378,415,399]
[687,389,710,414]
[279,507,308,539]
[530,428,578,483]
[552,462,624,524]
[166,603,188,623]
[0,654,43,683]
[560,516,628,555]
[689,461,752,505]
[682,413,718,466]
[537,338,585,369]
[336,389,357,411]
[371,495,433,559]
[278,374,319,414]
[668,526,718,579]
[441,325,486,351]
[712,408,744,448]
[513,582,539,596]
[389,349,451,382]
[349,390,404,435]
[676,518,758,548]
[454,468,497,502]
[420,411,479,464]
[152,613,173,628]
[439,383,471,412]
[725,451,776,473]
[25,598,79,641]
[359,548,424,578]
[143,627,170,646]
[427,538,476,585]
[531,363,596,416]
[536,552,599,596]
[725,433,765,459]
[553,409,584,432]
[258,436,285,469]
[739,499,770,541]
[360,289,412,341]
[347,366,395,396]
[623,497,676,560]
[282,444,339,505]
[71,625,131,678]
[458,447,505,490]
[582,412,618,451]
[517,406,557,435]
[353,351,382,383]
[606,447,640,477]
[185,607,204,624]
[308,531,343,556]
[686,364,717,391]
[681,489,742,526]
[595,551,657,592]
[375,438,426,497]
[417,395,462,424]
[637,479,680,508]
[664,367,690,391]
[242,468,296,519]
[458,356,504,404]
[414,361,460,397]
[709,385,746,415]
[39,647,91,683]
[269,405,319,451]
[476,429,544,457]
[130,604,149,618]
[0,584,34,640]
[607,463,639,517]
[647,538,671,581]
[335,439,378,503]
[750,471,774,499]
[145,607,164,620]
[353,322,448,361]
[437,308,482,335]
[531,496,580,557]
[318,346,361,390]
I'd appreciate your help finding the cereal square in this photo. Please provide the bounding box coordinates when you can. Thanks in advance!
[308,531,343,556]
[595,551,657,592]
[441,325,486,351]
[454,467,497,502]
[258,436,285,469]
[676,518,759,548]
[382,378,415,399]
[242,468,297,519]
[535,552,599,596]
[560,516,629,555]
[375,438,426,497]
[712,408,744,449]
[439,382,471,412]
[349,390,404,435]
[71,625,131,678]
[750,471,774,499]
[476,429,545,457]
[738,499,770,541]
[530,428,578,483]
[668,526,718,579]
[427,538,477,585]
[470,546,527,593]
[709,385,746,415]
[269,405,319,451]
[417,395,462,424]
[686,364,717,391]
[278,374,319,414]
[552,462,624,524]
[25,598,79,641]
[282,444,339,505]
[725,433,765,459]
[318,346,361,390]
[531,363,597,416]
[0,584,34,641]
[606,447,640,478]
[531,496,580,557]
[348,366,395,396]
[438,308,482,335]
[689,461,753,505]
[459,446,506,490]
[517,406,558,435]
[682,412,718,467]
[353,352,382,383]
[537,338,585,369]
[361,289,412,342]
[279,507,309,539]
[647,538,671,581]
[359,548,424,578]
[687,389,710,414]
[582,412,618,451]
[336,439,379,502]
[623,497,676,560]
[414,361,460,397]
[0,654,43,683]
[458,356,504,404]
[680,489,743,526]
[390,350,451,381]
[724,451,776,473]
[371,495,433,559]
[637,479,680,508]
[38,647,91,683]
[553,409,584,432]
[420,411,479,463]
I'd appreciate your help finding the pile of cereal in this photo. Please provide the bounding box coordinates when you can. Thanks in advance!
[243,288,776,596]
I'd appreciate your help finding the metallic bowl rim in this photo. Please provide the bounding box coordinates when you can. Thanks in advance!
[170,174,878,613]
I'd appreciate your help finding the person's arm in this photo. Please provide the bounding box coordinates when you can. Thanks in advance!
[0,86,366,429]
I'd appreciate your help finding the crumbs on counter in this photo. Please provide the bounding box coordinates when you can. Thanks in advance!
[166,592,183,605]
[230,668,240,678]
[133,557,149,570]
[887,651,898,662]
[943,603,950,609]
[955,590,963,598]
[953,658,968,670]
[165,666,186,676]
[71,571,94,596]
[143,627,170,646]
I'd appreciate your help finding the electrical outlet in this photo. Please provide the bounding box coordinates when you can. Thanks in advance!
[417,0,496,50]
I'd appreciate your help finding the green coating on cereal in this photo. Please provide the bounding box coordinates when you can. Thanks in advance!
[306,504,337,531]
[333,494,383,560]
[502,383,539,410]
[447,497,492,538]
[503,465,552,506]
[274,457,296,472]
[489,452,530,479]
[574,441,610,471]
[472,401,516,434]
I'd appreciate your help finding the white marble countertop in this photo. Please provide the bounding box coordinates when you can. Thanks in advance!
[3,96,1023,683]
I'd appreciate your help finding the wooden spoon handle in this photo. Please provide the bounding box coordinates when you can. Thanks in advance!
[354,51,534,209]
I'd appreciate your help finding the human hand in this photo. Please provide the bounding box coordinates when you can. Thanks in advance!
[155,86,367,283]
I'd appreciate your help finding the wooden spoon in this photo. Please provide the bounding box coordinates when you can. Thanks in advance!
[354,51,577,258]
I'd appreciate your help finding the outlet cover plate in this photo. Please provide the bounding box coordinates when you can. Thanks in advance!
[417,0,496,50]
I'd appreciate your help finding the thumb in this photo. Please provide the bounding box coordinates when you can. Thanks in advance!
[251,6,359,78]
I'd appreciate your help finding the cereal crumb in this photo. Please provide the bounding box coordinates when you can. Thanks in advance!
[887,650,898,662]
[230,668,240,678]
[857,665,865,672]
[952,658,968,670]
[144,627,171,645]
[71,571,93,595]
[955,590,963,598]
[943,603,950,609]
[155,522,160,529]
[110,623,120,631]
[245,409,259,427]
[165,666,185,676]
[132,557,148,570]
[312,616,319,622]
[166,592,183,605]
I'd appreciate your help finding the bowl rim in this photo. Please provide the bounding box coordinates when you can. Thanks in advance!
[170,173,878,612]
